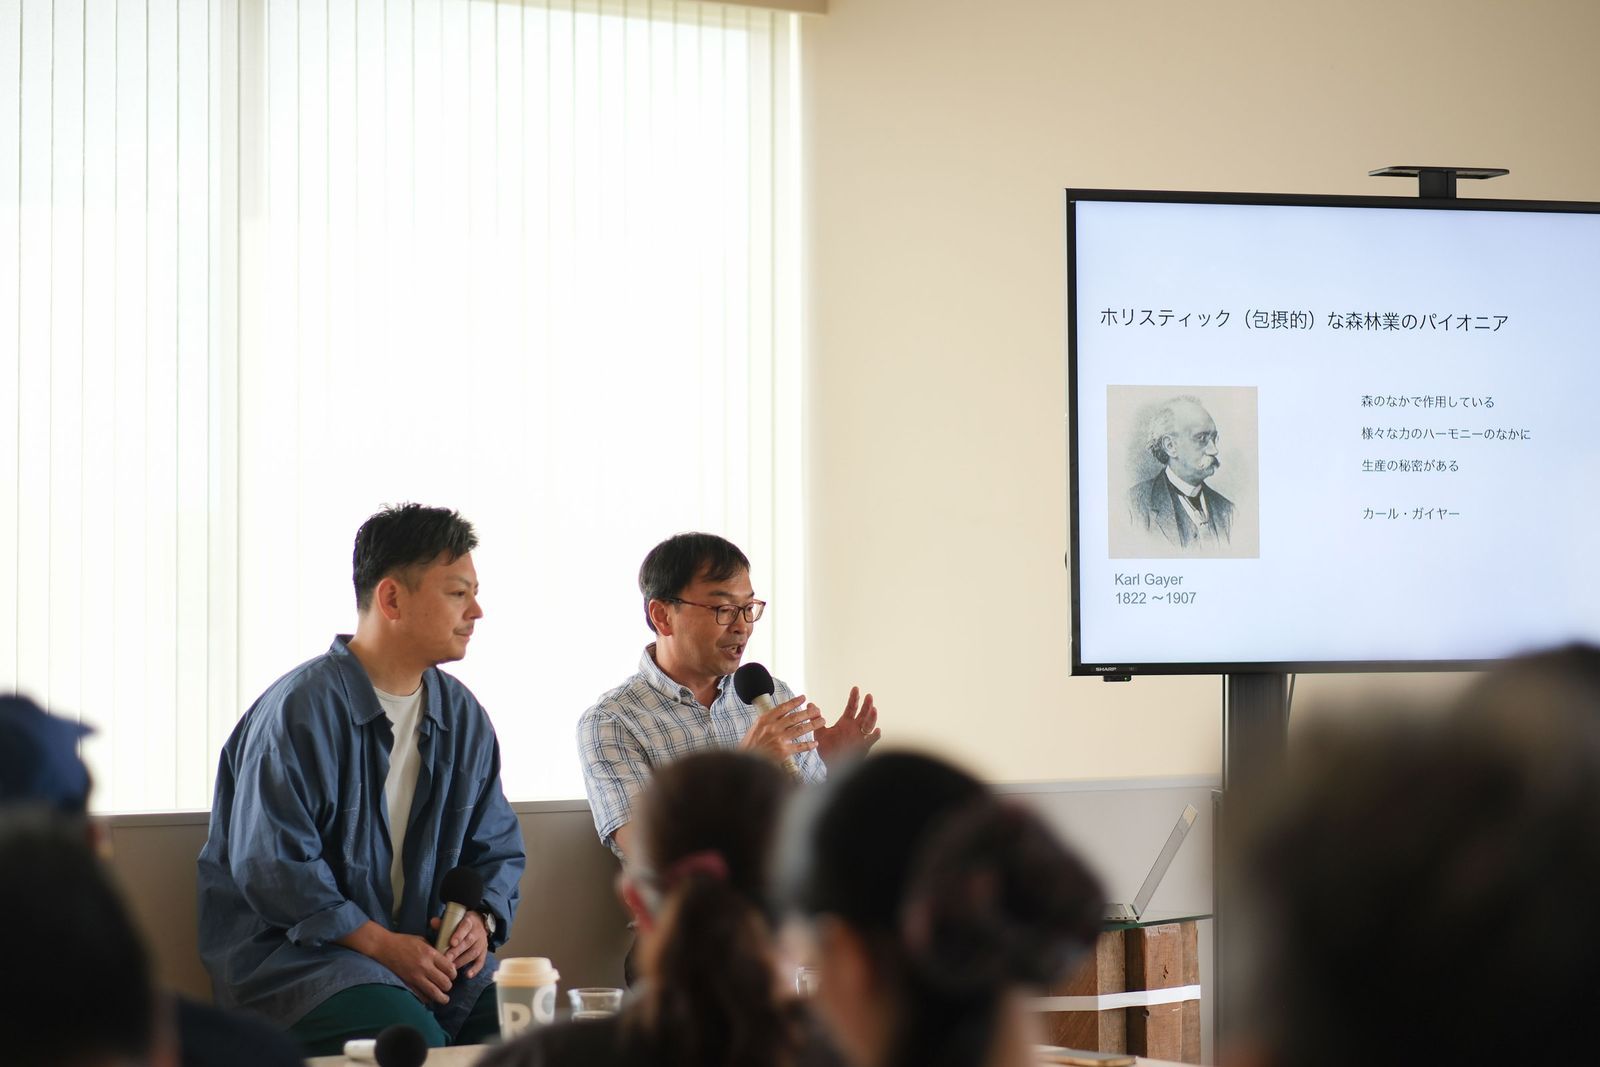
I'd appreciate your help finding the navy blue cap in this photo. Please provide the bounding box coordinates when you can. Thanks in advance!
[0,695,94,812]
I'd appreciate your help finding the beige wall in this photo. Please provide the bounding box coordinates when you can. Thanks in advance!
[799,0,1600,781]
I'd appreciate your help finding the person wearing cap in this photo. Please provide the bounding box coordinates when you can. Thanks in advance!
[577,532,883,861]
[0,694,304,1067]
[0,694,95,814]
[198,504,525,1055]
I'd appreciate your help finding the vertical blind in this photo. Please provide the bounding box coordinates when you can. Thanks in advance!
[1,0,803,811]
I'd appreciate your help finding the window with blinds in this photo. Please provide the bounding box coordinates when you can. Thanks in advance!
[0,0,803,811]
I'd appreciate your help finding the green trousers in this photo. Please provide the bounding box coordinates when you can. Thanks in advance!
[289,983,500,1057]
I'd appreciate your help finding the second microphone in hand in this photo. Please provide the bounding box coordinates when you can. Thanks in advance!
[434,865,485,953]
[733,662,804,781]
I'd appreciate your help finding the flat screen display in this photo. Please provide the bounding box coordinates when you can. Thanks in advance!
[1067,189,1600,675]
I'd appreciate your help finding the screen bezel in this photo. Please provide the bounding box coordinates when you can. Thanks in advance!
[1065,187,1600,677]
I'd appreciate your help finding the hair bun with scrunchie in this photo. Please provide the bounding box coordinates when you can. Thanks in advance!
[897,800,1105,998]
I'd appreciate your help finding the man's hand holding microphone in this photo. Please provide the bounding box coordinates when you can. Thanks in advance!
[336,865,490,1005]
[735,663,881,774]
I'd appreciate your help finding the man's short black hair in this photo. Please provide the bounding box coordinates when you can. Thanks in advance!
[352,504,478,611]
[638,533,750,633]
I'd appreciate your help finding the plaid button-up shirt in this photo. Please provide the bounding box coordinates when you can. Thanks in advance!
[578,644,827,853]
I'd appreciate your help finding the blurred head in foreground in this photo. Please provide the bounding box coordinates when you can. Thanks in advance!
[480,749,807,1067]
[621,749,799,1067]
[0,811,167,1067]
[1229,644,1600,1067]
[780,751,1104,1067]
[0,697,301,1066]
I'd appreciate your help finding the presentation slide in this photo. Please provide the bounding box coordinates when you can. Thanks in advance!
[1069,195,1600,671]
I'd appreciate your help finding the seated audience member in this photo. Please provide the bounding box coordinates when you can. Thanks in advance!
[0,811,169,1067]
[1,695,302,1067]
[780,751,1105,1067]
[480,750,841,1067]
[198,504,524,1055]
[1227,645,1600,1067]
[580,532,882,859]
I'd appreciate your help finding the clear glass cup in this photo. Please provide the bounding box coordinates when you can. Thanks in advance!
[567,986,625,1020]
[794,965,821,997]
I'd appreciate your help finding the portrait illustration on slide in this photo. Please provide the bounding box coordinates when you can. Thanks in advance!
[1107,385,1259,560]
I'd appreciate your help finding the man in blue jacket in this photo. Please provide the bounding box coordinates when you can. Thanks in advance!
[199,504,525,1055]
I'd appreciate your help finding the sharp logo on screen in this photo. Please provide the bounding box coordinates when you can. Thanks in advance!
[1095,666,1124,673]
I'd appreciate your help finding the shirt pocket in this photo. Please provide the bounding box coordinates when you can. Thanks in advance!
[437,775,486,869]
[449,774,486,813]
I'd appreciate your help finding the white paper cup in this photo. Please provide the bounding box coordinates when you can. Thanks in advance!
[495,956,560,1039]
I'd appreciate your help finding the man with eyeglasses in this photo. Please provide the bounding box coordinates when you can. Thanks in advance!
[578,532,881,859]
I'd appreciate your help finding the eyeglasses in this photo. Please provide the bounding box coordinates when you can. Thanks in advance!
[665,597,766,626]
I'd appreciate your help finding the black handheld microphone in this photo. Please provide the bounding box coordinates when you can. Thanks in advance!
[374,1024,429,1067]
[434,865,485,953]
[734,662,802,780]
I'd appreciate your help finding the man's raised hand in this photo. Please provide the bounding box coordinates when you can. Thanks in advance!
[814,687,881,768]
[738,693,823,764]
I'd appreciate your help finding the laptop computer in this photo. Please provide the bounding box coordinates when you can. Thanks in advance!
[1103,803,1199,921]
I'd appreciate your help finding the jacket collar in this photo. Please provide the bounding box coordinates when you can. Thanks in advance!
[329,635,449,730]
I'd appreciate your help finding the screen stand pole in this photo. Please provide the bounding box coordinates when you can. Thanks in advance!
[1215,671,1289,1056]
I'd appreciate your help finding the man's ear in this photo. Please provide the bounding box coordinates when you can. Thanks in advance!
[374,576,405,622]
[647,598,675,637]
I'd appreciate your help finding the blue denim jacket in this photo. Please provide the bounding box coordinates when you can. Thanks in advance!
[197,636,525,1030]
